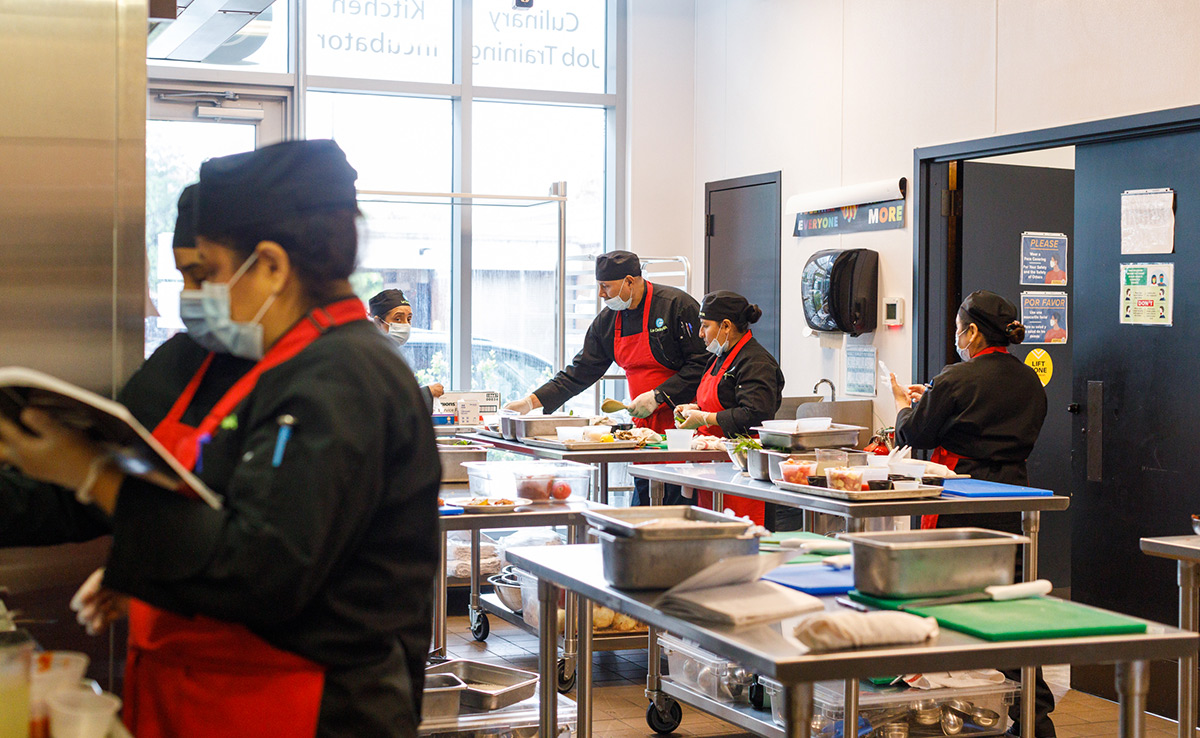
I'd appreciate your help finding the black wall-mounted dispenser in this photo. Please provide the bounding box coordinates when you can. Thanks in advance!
[800,248,879,336]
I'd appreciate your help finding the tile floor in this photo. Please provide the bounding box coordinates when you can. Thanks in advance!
[441,603,1183,737]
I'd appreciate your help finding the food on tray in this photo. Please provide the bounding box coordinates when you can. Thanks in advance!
[612,613,640,631]
[551,481,573,500]
[613,427,663,446]
[460,497,519,507]
[581,426,611,442]
[438,497,445,506]
[690,436,726,451]
[592,605,615,629]
[825,467,865,491]
[779,458,818,485]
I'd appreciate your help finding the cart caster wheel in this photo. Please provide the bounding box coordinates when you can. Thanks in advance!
[556,659,576,692]
[646,699,683,734]
[470,613,490,641]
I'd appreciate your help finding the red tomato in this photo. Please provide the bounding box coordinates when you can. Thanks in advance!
[551,481,573,500]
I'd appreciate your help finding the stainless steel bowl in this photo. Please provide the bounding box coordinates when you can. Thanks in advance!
[722,441,749,471]
[912,699,941,726]
[1192,514,1200,536]
[488,573,524,613]
[971,706,1001,728]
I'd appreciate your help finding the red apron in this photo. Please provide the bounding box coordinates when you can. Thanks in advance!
[693,333,764,525]
[919,346,1007,530]
[123,297,368,738]
[613,282,676,434]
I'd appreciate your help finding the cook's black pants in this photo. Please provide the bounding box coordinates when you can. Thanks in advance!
[632,477,687,506]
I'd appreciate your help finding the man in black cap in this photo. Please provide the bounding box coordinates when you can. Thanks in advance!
[503,250,709,504]
[369,288,445,410]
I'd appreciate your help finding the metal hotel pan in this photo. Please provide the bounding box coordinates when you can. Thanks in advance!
[426,659,538,711]
[751,423,866,451]
[499,414,588,441]
[582,506,753,541]
[840,528,1030,598]
[420,672,466,719]
[595,528,759,590]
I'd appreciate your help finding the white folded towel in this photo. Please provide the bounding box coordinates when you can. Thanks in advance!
[903,670,1006,689]
[794,611,938,651]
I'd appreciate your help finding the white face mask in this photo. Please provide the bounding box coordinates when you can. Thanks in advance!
[192,252,277,361]
[603,279,633,311]
[387,322,411,346]
[956,327,972,363]
[705,324,731,356]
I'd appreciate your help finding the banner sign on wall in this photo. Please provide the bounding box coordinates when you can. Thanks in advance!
[793,199,905,237]
[1020,232,1069,286]
[1120,263,1174,326]
[1121,188,1175,254]
[1020,292,1069,344]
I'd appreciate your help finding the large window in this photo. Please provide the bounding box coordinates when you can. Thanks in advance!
[147,0,623,410]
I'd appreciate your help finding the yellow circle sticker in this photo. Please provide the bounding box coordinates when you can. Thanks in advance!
[1024,348,1053,386]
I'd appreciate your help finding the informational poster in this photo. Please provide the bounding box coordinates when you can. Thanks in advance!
[794,200,905,237]
[1120,263,1174,326]
[844,345,878,396]
[1023,349,1054,387]
[1020,292,1069,344]
[1121,188,1175,254]
[1020,232,1069,286]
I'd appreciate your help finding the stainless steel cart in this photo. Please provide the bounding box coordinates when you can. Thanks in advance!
[1140,534,1200,738]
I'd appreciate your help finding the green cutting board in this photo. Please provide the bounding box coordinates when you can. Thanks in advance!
[848,591,1148,641]
[760,532,841,565]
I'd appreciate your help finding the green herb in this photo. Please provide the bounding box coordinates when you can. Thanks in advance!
[732,436,763,453]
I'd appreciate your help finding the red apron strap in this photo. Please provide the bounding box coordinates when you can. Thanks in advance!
[920,446,968,529]
[612,282,677,434]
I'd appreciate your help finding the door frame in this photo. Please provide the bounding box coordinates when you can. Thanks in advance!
[704,170,782,356]
[913,103,1200,380]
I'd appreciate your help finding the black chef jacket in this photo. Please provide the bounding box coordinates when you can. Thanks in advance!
[533,282,710,412]
[0,333,253,547]
[103,319,440,738]
[704,336,785,437]
[896,351,1047,533]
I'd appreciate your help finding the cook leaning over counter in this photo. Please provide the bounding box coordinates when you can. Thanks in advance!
[0,140,441,738]
[889,289,1055,738]
[673,290,784,525]
[504,250,710,506]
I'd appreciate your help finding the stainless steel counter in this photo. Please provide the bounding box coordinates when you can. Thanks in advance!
[510,544,1197,738]
[1141,534,1200,738]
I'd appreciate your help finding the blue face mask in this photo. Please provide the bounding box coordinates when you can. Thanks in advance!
[180,252,276,361]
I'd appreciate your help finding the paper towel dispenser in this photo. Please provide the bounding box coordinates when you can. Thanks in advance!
[800,248,879,336]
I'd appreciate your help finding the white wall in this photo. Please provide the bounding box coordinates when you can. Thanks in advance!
[635,0,1200,428]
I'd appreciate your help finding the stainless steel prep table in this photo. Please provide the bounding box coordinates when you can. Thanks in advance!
[509,544,1197,738]
[456,432,729,504]
[630,461,1071,736]
[1140,535,1200,738]
[435,492,641,690]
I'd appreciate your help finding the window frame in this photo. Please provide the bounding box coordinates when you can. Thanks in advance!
[147,0,627,394]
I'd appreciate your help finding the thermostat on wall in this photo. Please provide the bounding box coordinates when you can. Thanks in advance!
[883,297,904,326]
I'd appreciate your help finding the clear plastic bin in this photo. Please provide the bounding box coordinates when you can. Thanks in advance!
[462,461,592,503]
[659,633,752,704]
[758,676,1016,735]
[512,568,564,632]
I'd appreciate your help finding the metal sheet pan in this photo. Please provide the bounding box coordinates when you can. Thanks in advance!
[582,506,753,541]
[522,435,640,451]
[426,660,538,711]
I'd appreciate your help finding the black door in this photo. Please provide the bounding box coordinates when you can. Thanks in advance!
[960,161,1075,589]
[705,172,781,358]
[1070,129,1200,717]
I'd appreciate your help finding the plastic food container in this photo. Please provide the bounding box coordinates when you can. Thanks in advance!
[46,687,121,738]
[513,568,564,632]
[556,426,586,441]
[794,416,833,432]
[30,651,90,737]
[462,460,592,502]
[660,633,752,704]
[775,458,818,486]
[825,467,865,491]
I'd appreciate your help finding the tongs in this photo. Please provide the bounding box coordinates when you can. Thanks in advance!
[898,579,1052,610]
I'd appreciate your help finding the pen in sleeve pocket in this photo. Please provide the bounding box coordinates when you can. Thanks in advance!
[272,415,296,467]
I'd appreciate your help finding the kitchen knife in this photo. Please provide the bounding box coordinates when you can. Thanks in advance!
[898,579,1052,610]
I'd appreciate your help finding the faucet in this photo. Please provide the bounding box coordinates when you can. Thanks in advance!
[813,379,836,402]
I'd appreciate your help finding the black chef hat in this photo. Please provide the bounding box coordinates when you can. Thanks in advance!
[700,290,762,327]
[196,139,358,236]
[368,289,410,318]
[958,290,1025,345]
[595,251,641,281]
[172,184,198,251]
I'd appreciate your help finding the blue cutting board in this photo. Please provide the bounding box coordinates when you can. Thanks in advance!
[762,564,855,595]
[941,478,1053,498]
[439,505,465,515]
